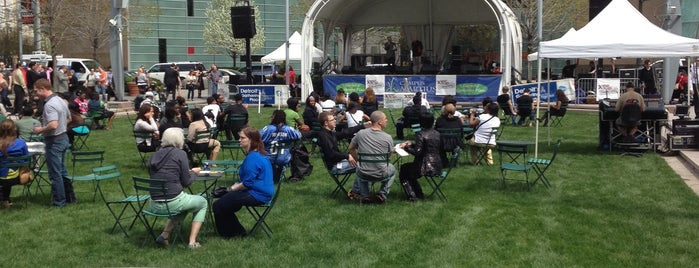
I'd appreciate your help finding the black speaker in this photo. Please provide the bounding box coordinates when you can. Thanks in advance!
[231,6,256,38]
[589,0,611,20]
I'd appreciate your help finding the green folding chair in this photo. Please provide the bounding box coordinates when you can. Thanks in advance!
[94,165,150,237]
[497,142,533,189]
[133,130,156,167]
[188,129,213,165]
[1,154,33,206]
[527,139,561,188]
[424,147,460,201]
[220,140,244,160]
[468,128,498,165]
[245,173,283,238]
[318,149,354,198]
[132,176,183,248]
[69,150,105,201]
[356,152,392,204]
[549,103,569,127]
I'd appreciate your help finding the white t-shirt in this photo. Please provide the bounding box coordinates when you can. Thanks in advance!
[320,100,336,112]
[346,110,365,128]
[202,104,221,128]
[474,113,500,145]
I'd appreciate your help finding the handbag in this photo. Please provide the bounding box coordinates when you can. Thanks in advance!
[211,186,229,198]
[19,166,33,185]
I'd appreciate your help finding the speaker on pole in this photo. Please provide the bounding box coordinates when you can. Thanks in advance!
[231,6,256,39]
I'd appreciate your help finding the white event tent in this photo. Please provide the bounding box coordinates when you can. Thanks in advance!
[539,0,699,58]
[261,31,325,64]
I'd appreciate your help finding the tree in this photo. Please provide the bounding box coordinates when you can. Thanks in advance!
[126,0,161,38]
[203,0,265,65]
[39,0,72,63]
[65,0,111,60]
[503,0,587,53]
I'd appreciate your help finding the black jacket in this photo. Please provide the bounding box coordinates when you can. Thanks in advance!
[316,124,364,169]
[404,128,442,176]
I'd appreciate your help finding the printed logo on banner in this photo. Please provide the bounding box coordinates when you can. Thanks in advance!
[436,75,456,95]
[365,75,385,94]
[238,86,276,104]
[596,78,620,100]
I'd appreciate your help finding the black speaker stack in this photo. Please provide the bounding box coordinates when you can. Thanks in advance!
[231,6,256,39]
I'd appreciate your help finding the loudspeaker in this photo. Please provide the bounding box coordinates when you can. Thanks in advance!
[231,6,256,38]
[589,0,611,20]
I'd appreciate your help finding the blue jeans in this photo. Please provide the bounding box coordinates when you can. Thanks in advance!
[96,84,107,101]
[358,164,396,199]
[45,134,73,206]
[212,190,263,238]
[332,160,360,193]
[210,81,218,96]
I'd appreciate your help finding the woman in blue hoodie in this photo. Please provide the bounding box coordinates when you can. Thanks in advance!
[213,126,274,238]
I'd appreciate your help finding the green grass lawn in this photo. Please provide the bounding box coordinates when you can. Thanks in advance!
[2,108,699,267]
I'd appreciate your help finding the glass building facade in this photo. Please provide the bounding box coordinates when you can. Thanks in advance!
[127,0,304,70]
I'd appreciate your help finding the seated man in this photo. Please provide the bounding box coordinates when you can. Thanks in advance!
[396,94,429,140]
[615,82,645,142]
[516,88,534,126]
[349,111,396,203]
[316,111,368,199]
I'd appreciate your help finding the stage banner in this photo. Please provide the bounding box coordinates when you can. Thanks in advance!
[383,93,415,109]
[365,75,386,94]
[557,78,577,101]
[322,75,366,96]
[512,81,556,102]
[238,85,276,105]
[595,78,620,100]
[436,75,457,95]
[452,76,501,102]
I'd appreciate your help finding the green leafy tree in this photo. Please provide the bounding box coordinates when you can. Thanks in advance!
[203,0,265,65]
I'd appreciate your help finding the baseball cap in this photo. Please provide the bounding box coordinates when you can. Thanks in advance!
[145,92,154,97]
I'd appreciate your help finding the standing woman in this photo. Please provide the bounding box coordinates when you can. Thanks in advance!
[213,126,274,238]
[0,119,30,208]
[185,70,197,101]
[148,128,207,249]
[136,67,149,93]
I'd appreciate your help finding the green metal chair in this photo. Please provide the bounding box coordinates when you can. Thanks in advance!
[356,152,393,204]
[132,176,183,248]
[133,130,156,167]
[318,148,354,198]
[95,165,150,237]
[1,154,34,206]
[549,103,569,127]
[497,142,534,188]
[69,150,105,201]
[527,139,561,188]
[437,127,464,167]
[245,171,284,237]
[188,129,213,165]
[468,128,498,165]
[424,147,461,201]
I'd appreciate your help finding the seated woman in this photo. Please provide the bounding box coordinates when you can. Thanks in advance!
[187,108,221,162]
[0,119,30,208]
[73,90,88,115]
[435,104,464,166]
[537,89,569,126]
[360,87,379,116]
[345,102,370,128]
[302,94,320,130]
[158,102,182,135]
[67,102,85,147]
[260,110,301,181]
[398,113,442,200]
[148,128,207,249]
[133,104,160,152]
[468,102,501,165]
[87,92,115,130]
[213,126,274,238]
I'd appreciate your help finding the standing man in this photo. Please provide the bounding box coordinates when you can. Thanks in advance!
[11,63,26,115]
[561,59,578,79]
[348,111,396,203]
[411,38,423,74]
[163,63,180,101]
[384,36,397,73]
[690,58,699,119]
[638,59,657,95]
[208,64,222,97]
[54,65,69,93]
[32,78,75,207]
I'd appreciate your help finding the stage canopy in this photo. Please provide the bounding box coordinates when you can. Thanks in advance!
[539,0,699,58]
[300,0,523,96]
[261,31,324,64]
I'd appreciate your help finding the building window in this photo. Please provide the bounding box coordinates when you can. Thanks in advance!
[187,0,194,17]
[158,39,167,63]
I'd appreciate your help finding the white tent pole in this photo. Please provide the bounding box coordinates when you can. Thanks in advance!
[285,0,290,86]
[534,0,543,158]
[547,58,551,145]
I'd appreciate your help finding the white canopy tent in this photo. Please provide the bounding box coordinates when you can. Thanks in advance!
[299,0,524,97]
[539,0,699,58]
[261,31,325,64]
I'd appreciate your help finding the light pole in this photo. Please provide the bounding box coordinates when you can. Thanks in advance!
[109,14,125,101]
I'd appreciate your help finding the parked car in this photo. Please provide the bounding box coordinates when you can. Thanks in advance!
[146,61,205,84]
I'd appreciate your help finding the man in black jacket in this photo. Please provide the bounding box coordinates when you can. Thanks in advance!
[396,94,429,140]
[163,63,180,101]
[316,111,367,198]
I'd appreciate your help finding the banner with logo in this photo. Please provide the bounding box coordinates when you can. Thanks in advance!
[238,85,276,105]
[596,78,620,100]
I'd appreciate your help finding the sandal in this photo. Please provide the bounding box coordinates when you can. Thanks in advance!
[187,242,201,249]
[155,235,169,246]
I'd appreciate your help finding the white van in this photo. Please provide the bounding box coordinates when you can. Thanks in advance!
[54,58,102,83]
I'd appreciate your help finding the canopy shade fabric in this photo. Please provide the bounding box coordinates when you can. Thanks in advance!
[261,31,325,64]
[539,0,699,58]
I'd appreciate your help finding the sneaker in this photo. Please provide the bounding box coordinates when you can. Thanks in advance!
[347,191,361,200]
[375,194,386,204]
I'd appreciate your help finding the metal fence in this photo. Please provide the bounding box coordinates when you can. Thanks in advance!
[574,78,640,103]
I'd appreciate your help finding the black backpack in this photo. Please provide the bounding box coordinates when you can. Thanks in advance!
[288,144,313,182]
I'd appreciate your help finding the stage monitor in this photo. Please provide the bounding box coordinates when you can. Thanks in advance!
[619,69,636,78]
[676,105,690,119]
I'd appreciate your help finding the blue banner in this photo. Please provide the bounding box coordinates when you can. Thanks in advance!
[322,75,502,103]
[238,85,276,105]
[511,81,558,102]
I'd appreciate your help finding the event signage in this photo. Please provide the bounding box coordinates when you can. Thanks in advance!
[238,85,276,105]
[595,78,620,100]
[323,75,502,103]
[511,79,576,103]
